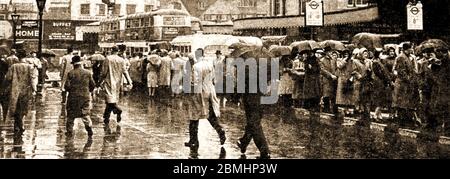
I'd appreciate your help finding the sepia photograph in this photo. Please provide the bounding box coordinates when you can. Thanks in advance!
[0,0,449,162]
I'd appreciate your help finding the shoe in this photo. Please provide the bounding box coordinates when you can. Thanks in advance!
[256,154,271,159]
[219,130,226,145]
[236,141,246,154]
[117,114,122,123]
[185,121,199,148]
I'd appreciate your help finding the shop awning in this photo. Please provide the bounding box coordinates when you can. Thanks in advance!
[234,5,379,30]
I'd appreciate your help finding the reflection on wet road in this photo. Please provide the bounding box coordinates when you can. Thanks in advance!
[0,87,449,159]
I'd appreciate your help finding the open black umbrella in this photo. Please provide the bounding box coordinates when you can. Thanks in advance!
[320,40,346,51]
[290,40,321,53]
[351,33,383,51]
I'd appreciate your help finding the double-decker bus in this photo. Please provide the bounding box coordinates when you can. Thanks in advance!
[98,9,192,55]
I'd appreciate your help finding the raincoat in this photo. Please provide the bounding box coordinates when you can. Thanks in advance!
[60,54,74,91]
[187,59,220,120]
[159,56,172,86]
[101,54,128,103]
[336,58,364,106]
[146,54,161,88]
[4,62,37,117]
[320,55,338,98]
[393,53,418,109]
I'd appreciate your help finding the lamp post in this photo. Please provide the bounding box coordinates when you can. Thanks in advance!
[36,0,46,58]
[11,9,20,49]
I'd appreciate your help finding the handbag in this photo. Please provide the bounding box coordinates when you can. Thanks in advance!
[343,77,354,94]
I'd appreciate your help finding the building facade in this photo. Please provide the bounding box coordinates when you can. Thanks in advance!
[0,0,161,51]
[181,0,271,34]
[234,0,380,42]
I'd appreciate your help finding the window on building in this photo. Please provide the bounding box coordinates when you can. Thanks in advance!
[126,19,131,28]
[239,0,256,7]
[0,14,5,20]
[274,0,281,16]
[127,4,136,15]
[81,4,90,15]
[97,4,106,16]
[300,0,306,15]
[348,0,368,7]
[145,5,154,12]
[204,14,211,21]
[114,4,121,15]
[198,2,205,10]
[211,14,217,21]
[144,17,151,27]
[172,2,182,10]
[0,4,7,11]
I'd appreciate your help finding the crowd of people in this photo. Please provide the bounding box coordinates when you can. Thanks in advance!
[1,37,449,159]
[276,40,450,137]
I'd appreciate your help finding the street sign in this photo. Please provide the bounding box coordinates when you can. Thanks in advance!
[407,1,423,30]
[305,0,323,26]
[44,20,75,40]
[16,20,39,39]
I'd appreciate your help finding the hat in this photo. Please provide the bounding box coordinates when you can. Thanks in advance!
[402,42,412,50]
[215,50,222,55]
[71,56,82,65]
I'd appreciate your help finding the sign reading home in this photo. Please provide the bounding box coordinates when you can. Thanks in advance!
[44,21,75,40]
[16,20,39,39]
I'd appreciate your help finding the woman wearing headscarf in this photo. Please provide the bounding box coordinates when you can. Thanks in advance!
[336,48,365,116]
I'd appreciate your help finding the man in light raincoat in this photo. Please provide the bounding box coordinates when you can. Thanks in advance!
[184,49,226,157]
[100,46,133,125]
[4,50,38,134]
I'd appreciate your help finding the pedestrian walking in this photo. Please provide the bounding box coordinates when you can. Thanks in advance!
[3,50,38,134]
[60,47,74,104]
[184,49,226,158]
[100,46,133,125]
[64,56,96,138]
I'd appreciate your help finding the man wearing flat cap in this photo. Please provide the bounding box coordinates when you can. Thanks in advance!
[64,56,96,138]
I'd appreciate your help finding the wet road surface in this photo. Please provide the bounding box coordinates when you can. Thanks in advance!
[0,87,449,159]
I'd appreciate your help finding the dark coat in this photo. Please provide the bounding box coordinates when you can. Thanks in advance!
[427,57,450,115]
[371,58,393,107]
[303,56,321,99]
[393,53,418,109]
[65,67,96,118]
